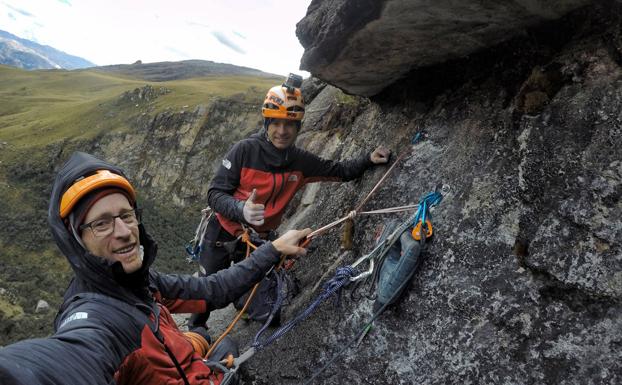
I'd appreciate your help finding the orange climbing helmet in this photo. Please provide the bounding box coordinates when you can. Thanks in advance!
[262,73,305,121]
[59,169,136,219]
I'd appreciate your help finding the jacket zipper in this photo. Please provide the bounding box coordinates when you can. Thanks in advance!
[264,173,277,207]
[272,172,287,208]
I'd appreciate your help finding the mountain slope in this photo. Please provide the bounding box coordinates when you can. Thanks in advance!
[92,59,279,81]
[0,29,94,70]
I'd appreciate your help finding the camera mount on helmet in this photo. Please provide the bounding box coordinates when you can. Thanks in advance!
[283,73,303,93]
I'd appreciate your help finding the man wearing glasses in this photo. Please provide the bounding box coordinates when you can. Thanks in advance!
[0,151,310,385]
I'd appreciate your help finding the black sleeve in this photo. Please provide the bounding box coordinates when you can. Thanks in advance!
[151,242,280,310]
[207,141,246,222]
[0,300,140,385]
[299,149,374,182]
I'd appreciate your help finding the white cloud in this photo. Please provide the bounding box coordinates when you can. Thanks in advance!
[211,31,246,55]
[0,0,311,76]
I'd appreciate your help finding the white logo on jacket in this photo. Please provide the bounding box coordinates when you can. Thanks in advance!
[222,159,232,169]
[59,312,88,329]
[288,174,298,182]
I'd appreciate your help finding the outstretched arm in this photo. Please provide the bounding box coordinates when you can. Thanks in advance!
[152,229,311,310]
[0,299,141,385]
[301,145,390,182]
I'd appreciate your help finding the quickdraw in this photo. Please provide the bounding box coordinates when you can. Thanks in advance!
[184,207,213,263]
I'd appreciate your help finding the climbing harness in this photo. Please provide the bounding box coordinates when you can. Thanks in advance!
[184,207,213,262]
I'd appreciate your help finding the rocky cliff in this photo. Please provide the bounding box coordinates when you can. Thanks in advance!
[230,1,621,384]
[296,0,591,96]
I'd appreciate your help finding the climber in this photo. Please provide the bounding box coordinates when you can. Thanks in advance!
[0,151,311,385]
[189,73,391,328]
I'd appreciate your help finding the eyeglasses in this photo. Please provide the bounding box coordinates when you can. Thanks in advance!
[79,209,141,238]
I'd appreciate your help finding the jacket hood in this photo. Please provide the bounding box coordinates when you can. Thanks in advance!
[48,152,157,303]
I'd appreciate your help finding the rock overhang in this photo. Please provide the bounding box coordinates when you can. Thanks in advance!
[296,0,592,97]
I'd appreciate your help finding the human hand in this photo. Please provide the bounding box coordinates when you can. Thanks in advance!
[243,189,265,226]
[370,146,391,164]
[272,228,312,256]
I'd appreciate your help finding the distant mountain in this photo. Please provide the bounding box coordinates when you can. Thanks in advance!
[93,59,279,81]
[0,29,95,70]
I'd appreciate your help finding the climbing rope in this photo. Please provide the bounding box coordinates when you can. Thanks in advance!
[308,131,426,241]
[252,266,358,351]
[307,204,419,239]
[205,228,261,360]
[225,266,360,371]
[207,225,300,360]
[302,254,423,385]
[353,131,425,213]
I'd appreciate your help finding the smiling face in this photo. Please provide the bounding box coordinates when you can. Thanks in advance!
[267,118,299,150]
[80,193,142,273]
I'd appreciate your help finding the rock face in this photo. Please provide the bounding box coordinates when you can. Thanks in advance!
[297,0,591,96]
[34,300,49,313]
[236,3,622,384]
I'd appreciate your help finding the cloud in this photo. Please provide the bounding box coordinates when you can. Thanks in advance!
[57,0,71,5]
[4,4,33,17]
[211,31,245,54]
[7,12,15,20]
[233,31,246,40]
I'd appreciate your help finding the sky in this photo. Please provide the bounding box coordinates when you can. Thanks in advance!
[0,0,312,77]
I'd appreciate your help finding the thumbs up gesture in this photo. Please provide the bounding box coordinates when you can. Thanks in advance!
[243,189,265,226]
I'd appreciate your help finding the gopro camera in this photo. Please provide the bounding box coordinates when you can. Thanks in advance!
[283,73,303,93]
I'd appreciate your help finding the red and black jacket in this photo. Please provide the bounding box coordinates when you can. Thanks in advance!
[0,152,282,385]
[209,131,374,236]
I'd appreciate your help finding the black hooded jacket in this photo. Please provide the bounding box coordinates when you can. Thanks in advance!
[0,152,282,385]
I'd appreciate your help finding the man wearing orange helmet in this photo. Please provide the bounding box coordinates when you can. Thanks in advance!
[0,151,311,385]
[189,74,390,328]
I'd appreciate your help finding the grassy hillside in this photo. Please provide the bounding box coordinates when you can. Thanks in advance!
[0,65,278,147]
[92,59,277,81]
[0,64,279,344]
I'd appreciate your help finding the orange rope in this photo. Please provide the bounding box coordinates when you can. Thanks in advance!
[205,279,260,358]
[205,230,261,359]
[184,331,210,357]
